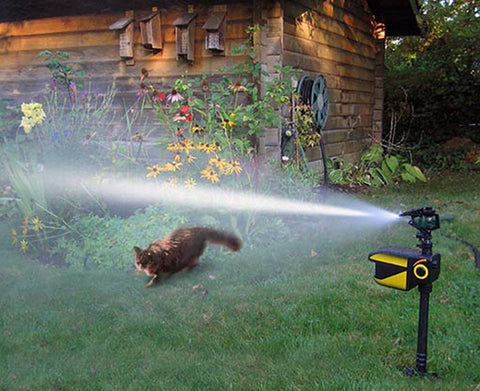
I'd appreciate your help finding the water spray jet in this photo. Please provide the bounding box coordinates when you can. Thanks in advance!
[369,206,441,377]
[45,170,398,223]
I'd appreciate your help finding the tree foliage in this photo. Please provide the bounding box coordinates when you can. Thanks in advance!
[384,0,480,148]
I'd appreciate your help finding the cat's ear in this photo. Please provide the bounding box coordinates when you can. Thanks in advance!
[133,246,143,255]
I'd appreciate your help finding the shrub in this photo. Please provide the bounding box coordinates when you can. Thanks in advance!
[327,145,426,187]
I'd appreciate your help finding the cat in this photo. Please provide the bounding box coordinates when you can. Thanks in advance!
[134,227,241,287]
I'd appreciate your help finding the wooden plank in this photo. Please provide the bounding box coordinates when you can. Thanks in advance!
[282,51,375,87]
[0,13,123,37]
[284,0,373,36]
[283,35,375,71]
[283,22,375,57]
[0,2,253,37]
[326,115,372,130]
[0,30,117,53]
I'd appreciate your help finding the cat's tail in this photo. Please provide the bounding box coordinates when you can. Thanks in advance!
[201,228,242,252]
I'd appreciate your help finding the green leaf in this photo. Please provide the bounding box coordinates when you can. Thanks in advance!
[38,50,52,57]
[385,155,399,173]
[374,167,392,186]
[361,145,383,163]
[403,164,427,182]
[401,172,417,183]
[328,169,346,184]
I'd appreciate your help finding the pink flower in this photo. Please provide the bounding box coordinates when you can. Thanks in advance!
[173,113,193,122]
[167,89,184,103]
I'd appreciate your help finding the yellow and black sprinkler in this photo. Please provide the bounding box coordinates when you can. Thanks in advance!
[369,207,441,376]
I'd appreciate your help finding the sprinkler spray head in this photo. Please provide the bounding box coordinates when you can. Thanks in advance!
[400,207,440,237]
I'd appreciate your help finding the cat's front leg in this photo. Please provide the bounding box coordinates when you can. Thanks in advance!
[145,274,158,287]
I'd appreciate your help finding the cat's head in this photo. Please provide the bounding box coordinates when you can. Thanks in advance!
[133,246,151,271]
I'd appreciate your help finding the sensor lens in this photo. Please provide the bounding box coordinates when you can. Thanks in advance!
[414,264,429,280]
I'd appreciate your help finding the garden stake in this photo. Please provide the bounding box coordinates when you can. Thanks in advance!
[368,207,441,376]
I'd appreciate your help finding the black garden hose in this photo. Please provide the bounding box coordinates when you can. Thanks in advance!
[440,231,480,270]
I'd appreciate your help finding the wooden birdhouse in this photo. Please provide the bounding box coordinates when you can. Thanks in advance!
[109,10,135,65]
[140,8,163,51]
[173,13,197,63]
[202,11,226,53]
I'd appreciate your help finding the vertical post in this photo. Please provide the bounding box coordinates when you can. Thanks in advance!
[416,283,431,374]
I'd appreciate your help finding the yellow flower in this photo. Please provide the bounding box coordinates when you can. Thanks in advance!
[174,153,182,163]
[231,160,242,175]
[20,102,46,133]
[162,161,182,172]
[31,217,45,232]
[20,239,28,252]
[221,119,236,128]
[130,132,144,142]
[201,166,219,183]
[146,165,162,178]
[223,160,243,175]
[219,161,234,175]
[21,217,29,235]
[186,153,196,163]
[184,178,197,188]
[191,125,205,135]
[11,229,18,245]
[20,117,35,133]
[201,143,221,154]
[209,156,228,170]
[167,142,185,152]
[183,138,196,153]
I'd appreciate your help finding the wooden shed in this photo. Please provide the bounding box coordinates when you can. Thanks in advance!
[0,0,421,165]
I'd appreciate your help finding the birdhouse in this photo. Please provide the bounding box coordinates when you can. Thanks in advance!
[140,8,163,51]
[202,11,226,53]
[109,11,135,65]
[173,13,197,63]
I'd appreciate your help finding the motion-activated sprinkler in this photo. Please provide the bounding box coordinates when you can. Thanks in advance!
[368,207,441,376]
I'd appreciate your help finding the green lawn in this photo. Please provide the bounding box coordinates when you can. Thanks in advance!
[1,172,479,390]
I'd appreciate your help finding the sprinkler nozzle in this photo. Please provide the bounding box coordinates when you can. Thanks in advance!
[400,207,440,234]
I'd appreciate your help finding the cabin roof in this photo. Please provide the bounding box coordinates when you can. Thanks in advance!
[366,0,423,36]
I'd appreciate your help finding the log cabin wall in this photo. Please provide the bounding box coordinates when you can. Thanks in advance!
[0,2,253,138]
[282,0,379,165]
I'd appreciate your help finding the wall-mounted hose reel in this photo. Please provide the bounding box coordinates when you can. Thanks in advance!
[281,74,329,184]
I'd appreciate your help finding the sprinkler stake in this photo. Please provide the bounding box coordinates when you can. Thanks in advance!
[368,206,441,376]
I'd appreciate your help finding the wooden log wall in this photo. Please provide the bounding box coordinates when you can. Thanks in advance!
[0,2,253,139]
[0,0,385,166]
[282,0,379,164]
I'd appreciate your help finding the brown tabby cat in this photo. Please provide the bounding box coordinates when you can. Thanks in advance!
[134,227,241,287]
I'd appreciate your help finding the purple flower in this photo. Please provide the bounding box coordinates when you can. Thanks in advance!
[166,89,184,103]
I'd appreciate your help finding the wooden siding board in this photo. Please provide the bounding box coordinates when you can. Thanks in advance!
[284,0,374,37]
[283,22,375,57]
[283,35,375,71]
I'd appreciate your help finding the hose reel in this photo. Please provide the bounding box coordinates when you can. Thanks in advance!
[281,74,330,184]
[297,74,329,132]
